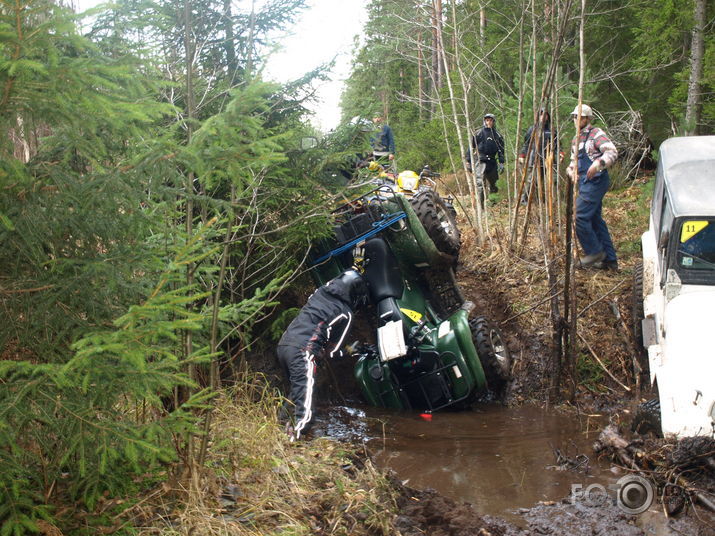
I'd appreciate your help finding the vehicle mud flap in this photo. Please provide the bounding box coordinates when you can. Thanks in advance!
[424,266,464,317]
[632,398,662,437]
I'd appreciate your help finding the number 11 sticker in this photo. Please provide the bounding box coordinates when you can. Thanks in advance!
[681,221,709,243]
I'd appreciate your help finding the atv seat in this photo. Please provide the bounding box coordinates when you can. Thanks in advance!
[364,238,404,302]
[376,297,402,327]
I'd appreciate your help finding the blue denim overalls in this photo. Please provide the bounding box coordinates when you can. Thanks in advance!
[575,131,616,262]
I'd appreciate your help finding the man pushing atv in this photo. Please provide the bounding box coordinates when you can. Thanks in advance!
[277,269,370,441]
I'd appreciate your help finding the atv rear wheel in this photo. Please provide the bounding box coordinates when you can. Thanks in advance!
[632,398,662,437]
[469,316,511,396]
[410,191,460,257]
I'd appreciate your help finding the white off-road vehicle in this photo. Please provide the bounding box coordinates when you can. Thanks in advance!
[633,135,715,438]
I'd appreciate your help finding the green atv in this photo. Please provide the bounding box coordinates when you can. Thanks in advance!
[310,185,511,411]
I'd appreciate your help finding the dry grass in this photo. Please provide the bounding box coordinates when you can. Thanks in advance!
[127,376,398,536]
[453,178,652,400]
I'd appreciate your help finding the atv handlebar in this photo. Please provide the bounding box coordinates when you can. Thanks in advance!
[408,318,430,346]
[419,165,440,180]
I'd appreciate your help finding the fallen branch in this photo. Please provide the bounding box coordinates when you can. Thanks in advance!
[577,331,631,392]
[577,278,626,318]
[593,424,640,469]
[0,284,54,294]
[608,298,640,391]
[676,474,715,513]
[504,288,564,323]
[594,425,715,515]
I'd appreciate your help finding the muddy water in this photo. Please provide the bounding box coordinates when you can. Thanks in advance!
[317,404,710,534]
[317,404,608,519]
[363,404,609,520]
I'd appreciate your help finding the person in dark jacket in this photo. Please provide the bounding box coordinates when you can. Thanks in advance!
[370,115,395,163]
[518,109,563,204]
[467,113,505,205]
[277,269,369,440]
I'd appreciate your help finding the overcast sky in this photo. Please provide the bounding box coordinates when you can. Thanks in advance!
[75,0,367,132]
[263,0,367,131]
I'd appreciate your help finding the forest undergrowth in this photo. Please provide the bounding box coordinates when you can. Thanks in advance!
[28,174,715,536]
[457,171,654,409]
[120,379,399,536]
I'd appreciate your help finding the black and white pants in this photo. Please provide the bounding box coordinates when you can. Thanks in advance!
[277,346,317,440]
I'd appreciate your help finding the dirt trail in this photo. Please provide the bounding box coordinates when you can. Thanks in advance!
[457,260,553,404]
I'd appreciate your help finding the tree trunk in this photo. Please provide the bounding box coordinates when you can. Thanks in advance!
[418,32,424,121]
[511,0,527,218]
[560,0,586,404]
[223,0,237,78]
[430,0,443,115]
[449,0,481,240]
[183,0,196,381]
[246,0,257,79]
[684,0,705,135]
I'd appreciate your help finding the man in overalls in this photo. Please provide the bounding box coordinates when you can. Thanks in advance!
[567,104,619,270]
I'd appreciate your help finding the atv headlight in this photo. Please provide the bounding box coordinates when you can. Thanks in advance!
[398,176,418,191]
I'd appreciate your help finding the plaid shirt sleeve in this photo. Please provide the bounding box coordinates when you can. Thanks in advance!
[566,127,618,177]
[589,128,618,169]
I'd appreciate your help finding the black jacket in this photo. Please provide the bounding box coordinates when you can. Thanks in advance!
[277,278,354,358]
[469,121,505,164]
[520,121,559,166]
[370,124,395,154]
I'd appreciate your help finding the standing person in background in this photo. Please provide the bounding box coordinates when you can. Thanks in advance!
[567,104,619,271]
[518,108,563,204]
[467,113,505,206]
[370,115,395,170]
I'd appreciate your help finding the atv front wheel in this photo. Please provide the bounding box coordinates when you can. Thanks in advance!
[469,316,511,395]
[410,191,460,257]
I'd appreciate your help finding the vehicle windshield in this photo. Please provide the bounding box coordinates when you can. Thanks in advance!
[675,218,715,282]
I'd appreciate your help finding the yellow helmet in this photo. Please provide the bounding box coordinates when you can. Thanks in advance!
[397,170,420,191]
[368,160,381,172]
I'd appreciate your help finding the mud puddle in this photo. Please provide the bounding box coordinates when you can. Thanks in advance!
[314,404,711,534]
[364,404,607,522]
[315,404,606,519]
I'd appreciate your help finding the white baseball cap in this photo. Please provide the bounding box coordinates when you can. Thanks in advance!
[571,104,593,118]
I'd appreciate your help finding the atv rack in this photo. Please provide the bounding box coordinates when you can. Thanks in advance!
[310,186,407,266]
[370,350,471,412]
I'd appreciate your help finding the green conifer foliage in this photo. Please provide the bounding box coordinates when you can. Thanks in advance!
[185,81,335,356]
[0,0,349,532]
[0,234,215,532]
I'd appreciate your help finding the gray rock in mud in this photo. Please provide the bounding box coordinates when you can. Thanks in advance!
[522,501,645,535]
